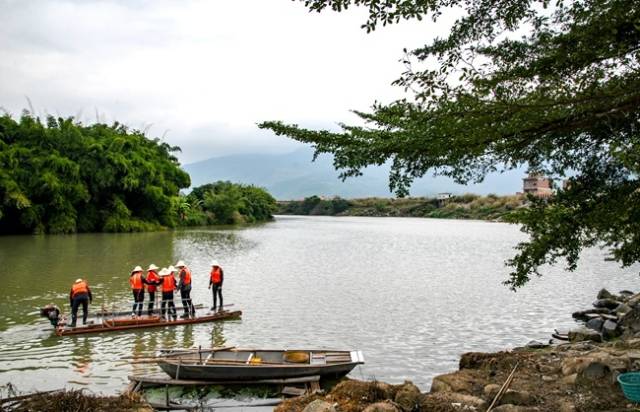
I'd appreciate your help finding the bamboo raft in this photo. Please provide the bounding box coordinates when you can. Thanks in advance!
[55,308,242,336]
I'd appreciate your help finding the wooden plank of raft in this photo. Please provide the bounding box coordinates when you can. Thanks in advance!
[56,311,242,336]
[128,374,321,386]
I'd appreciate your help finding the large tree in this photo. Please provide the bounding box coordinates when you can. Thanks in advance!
[260,0,640,288]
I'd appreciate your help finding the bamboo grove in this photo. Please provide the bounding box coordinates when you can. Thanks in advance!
[0,113,276,234]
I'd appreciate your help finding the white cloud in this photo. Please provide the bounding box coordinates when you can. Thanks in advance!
[0,0,453,163]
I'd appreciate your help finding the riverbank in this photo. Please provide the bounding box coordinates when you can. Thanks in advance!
[277,288,640,412]
[277,194,524,221]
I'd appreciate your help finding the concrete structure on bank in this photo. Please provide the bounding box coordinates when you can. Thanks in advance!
[520,174,554,197]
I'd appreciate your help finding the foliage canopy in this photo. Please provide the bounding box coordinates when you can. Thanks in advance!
[0,113,191,234]
[181,181,277,226]
[260,0,640,288]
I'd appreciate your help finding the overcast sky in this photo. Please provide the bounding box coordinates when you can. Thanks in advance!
[0,0,450,164]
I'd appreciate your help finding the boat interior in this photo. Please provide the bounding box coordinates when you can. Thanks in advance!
[167,350,359,366]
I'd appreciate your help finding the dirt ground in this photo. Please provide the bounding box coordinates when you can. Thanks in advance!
[277,339,640,412]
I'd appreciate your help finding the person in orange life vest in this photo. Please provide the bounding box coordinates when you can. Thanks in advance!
[208,261,224,311]
[145,264,162,316]
[175,260,195,318]
[129,266,146,317]
[69,278,92,327]
[159,267,177,320]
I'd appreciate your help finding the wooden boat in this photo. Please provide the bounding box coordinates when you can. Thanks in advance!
[55,309,242,336]
[157,348,365,381]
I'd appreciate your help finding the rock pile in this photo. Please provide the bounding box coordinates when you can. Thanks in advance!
[570,288,640,342]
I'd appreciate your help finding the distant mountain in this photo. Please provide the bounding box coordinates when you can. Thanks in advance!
[183,148,525,200]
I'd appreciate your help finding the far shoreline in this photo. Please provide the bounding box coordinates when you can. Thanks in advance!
[276,194,527,222]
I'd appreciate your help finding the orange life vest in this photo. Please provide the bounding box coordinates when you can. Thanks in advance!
[181,267,192,286]
[210,267,222,284]
[71,280,89,298]
[146,270,159,292]
[130,272,143,290]
[161,274,176,293]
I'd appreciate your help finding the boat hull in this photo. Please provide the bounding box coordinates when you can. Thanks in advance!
[157,361,360,381]
[157,349,365,381]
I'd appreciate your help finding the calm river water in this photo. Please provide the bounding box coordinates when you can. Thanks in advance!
[0,216,638,394]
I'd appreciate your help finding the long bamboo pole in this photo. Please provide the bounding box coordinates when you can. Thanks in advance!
[486,361,519,412]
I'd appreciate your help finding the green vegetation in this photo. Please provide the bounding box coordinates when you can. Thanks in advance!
[260,0,640,288]
[0,114,277,234]
[279,194,524,221]
[179,181,277,226]
[0,113,190,234]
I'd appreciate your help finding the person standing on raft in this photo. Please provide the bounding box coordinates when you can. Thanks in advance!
[159,267,177,320]
[208,260,224,311]
[69,278,92,327]
[129,266,145,317]
[145,264,161,316]
[175,260,195,318]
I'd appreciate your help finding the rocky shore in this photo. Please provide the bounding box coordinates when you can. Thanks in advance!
[278,288,640,412]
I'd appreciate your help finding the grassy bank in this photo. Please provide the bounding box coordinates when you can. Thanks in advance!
[278,194,525,221]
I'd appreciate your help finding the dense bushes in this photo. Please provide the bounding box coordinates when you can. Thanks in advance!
[0,113,190,234]
[180,181,277,225]
[279,196,352,215]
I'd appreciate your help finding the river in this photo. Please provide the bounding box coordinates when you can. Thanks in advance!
[0,215,638,394]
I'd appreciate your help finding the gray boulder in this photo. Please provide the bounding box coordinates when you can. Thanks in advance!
[585,317,604,332]
[572,308,610,321]
[597,288,614,300]
[568,327,603,343]
[525,340,549,349]
[602,319,622,339]
[593,298,621,310]
[615,303,633,316]
[621,306,640,333]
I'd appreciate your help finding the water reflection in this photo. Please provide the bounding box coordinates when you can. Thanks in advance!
[210,323,227,348]
[71,337,91,377]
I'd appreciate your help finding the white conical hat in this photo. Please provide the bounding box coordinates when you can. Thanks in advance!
[75,278,83,283]
[147,264,159,271]
[175,260,186,268]
[168,265,176,272]
[210,260,220,267]
[131,265,143,273]
[159,268,169,276]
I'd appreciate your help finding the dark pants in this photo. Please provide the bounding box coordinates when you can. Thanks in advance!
[180,287,195,316]
[132,289,144,316]
[212,284,223,310]
[147,291,156,315]
[71,295,89,327]
[161,292,176,319]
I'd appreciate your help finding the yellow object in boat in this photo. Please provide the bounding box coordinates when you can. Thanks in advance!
[249,356,262,364]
